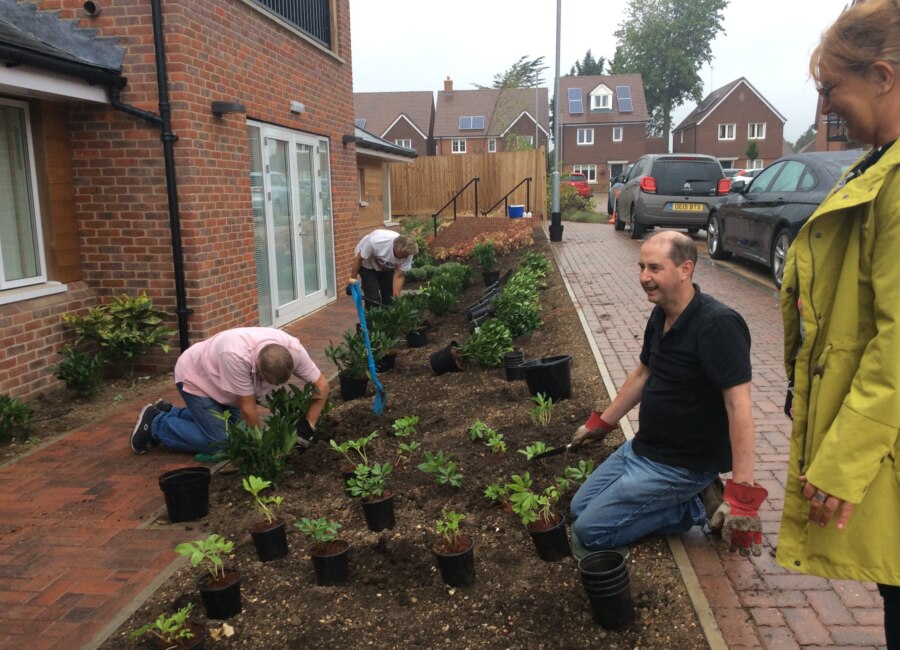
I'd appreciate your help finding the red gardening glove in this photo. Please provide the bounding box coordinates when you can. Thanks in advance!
[709,479,768,557]
[571,412,617,447]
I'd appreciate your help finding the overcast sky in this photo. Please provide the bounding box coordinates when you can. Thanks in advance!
[349,0,850,144]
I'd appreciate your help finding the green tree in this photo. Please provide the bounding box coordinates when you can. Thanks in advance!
[609,0,729,146]
[484,55,546,89]
[569,49,607,76]
[745,140,759,162]
[793,124,817,152]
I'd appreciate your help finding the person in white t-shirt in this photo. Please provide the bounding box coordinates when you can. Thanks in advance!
[129,327,328,455]
[348,229,418,306]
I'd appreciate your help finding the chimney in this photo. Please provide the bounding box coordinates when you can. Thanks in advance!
[443,76,453,93]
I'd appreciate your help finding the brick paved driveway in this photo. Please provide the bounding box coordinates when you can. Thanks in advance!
[551,221,887,649]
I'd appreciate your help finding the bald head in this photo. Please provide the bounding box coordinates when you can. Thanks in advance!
[644,231,697,270]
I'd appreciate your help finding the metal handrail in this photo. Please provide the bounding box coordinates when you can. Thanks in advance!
[432,177,479,236]
[482,177,532,217]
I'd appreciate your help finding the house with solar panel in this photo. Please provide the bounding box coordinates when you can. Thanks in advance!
[354,91,435,157]
[672,77,786,170]
[433,77,549,155]
[558,74,666,191]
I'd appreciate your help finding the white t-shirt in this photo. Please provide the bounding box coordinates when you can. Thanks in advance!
[355,229,413,272]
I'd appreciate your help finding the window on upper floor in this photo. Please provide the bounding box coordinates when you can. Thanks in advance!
[748,123,766,140]
[452,139,466,154]
[718,123,736,140]
[395,139,412,149]
[612,126,623,142]
[589,84,613,111]
[576,128,594,145]
[252,0,333,48]
[0,99,47,291]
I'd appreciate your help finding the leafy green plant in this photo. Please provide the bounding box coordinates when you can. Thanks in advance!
[471,242,498,273]
[417,451,463,488]
[421,283,457,315]
[62,293,175,377]
[368,329,401,364]
[517,441,552,461]
[467,420,491,441]
[0,394,32,443]
[529,393,555,428]
[392,415,419,438]
[436,510,466,549]
[368,301,421,340]
[520,250,552,277]
[325,330,369,380]
[217,410,298,483]
[493,268,543,338]
[265,383,332,436]
[506,473,570,526]
[459,320,513,368]
[329,431,378,468]
[564,459,597,485]
[430,262,473,294]
[242,475,283,524]
[347,462,392,500]
[404,267,429,283]
[396,440,421,465]
[175,534,233,581]
[484,482,509,504]
[294,517,341,548]
[130,603,196,647]
[55,345,103,398]
[484,429,507,454]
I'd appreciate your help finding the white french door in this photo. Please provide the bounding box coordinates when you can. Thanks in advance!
[248,123,336,326]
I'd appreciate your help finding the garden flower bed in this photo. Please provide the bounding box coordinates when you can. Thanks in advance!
[106,231,708,649]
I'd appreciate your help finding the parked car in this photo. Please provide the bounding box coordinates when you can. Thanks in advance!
[706,150,862,288]
[614,153,730,239]
[721,168,742,178]
[562,172,592,199]
[607,164,634,215]
[735,168,764,179]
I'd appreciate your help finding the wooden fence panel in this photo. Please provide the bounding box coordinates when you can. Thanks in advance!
[390,148,547,218]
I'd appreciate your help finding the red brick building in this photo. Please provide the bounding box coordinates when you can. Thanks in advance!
[0,0,359,400]
[354,91,434,157]
[672,77,786,170]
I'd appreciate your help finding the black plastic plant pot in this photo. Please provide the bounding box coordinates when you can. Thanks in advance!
[482,270,500,286]
[406,328,428,348]
[582,573,630,596]
[526,514,570,562]
[339,375,368,400]
[578,550,628,581]
[429,341,464,376]
[519,354,573,402]
[360,493,395,532]
[587,584,635,629]
[249,518,289,562]
[311,540,350,586]
[198,569,242,620]
[434,535,475,587]
[376,353,397,373]
[502,350,526,382]
[180,624,207,649]
[158,466,211,523]
[466,302,493,323]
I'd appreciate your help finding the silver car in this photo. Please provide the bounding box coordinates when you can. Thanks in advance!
[614,153,731,239]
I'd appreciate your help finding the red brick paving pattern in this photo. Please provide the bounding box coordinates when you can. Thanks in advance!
[550,222,886,649]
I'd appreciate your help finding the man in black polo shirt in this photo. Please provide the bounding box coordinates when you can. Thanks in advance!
[569,231,767,558]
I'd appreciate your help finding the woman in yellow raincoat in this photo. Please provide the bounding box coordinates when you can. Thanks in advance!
[778,1,900,646]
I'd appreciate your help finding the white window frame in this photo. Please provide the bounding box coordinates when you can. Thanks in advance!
[394,138,412,149]
[523,135,534,146]
[747,123,766,140]
[488,138,497,153]
[576,128,594,145]
[612,126,623,142]
[590,92,612,110]
[747,158,764,170]
[0,98,48,290]
[573,164,597,183]
[451,138,466,154]
[718,123,736,141]
[679,130,684,144]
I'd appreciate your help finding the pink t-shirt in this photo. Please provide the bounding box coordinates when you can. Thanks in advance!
[174,328,321,407]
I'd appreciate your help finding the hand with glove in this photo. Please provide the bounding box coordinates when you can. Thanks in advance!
[345,278,359,296]
[571,412,618,447]
[296,418,317,449]
[709,479,768,556]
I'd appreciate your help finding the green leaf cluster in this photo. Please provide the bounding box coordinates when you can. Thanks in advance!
[470,242,498,273]
[325,330,369,380]
[265,383,332,437]
[217,410,298,483]
[436,510,466,546]
[520,250,552,278]
[175,534,233,581]
[55,344,103,398]
[391,415,419,437]
[329,431,377,468]
[417,450,463,488]
[484,482,508,503]
[564,459,597,486]
[467,420,492,441]
[505,473,570,526]
[347,462,392,500]
[294,517,341,545]
[0,394,32,443]
[529,393,555,428]
[367,300,421,342]
[517,441,552,461]
[396,440,421,465]
[242,475,283,524]
[130,603,195,645]
[459,320,513,368]
[493,268,543,338]
[484,429,507,454]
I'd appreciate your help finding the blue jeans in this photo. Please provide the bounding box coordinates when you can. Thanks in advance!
[152,383,240,454]
[570,440,718,550]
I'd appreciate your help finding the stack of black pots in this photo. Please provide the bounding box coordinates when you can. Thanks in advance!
[502,350,525,381]
[577,550,634,629]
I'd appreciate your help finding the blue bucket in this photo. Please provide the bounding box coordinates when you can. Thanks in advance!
[508,204,525,218]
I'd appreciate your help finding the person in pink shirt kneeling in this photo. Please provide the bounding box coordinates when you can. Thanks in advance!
[130,327,328,455]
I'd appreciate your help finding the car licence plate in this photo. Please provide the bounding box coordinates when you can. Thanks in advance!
[671,203,705,212]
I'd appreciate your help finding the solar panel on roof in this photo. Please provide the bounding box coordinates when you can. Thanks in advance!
[568,87,583,114]
[459,115,485,130]
[615,86,633,112]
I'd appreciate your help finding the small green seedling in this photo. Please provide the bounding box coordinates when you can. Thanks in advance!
[467,420,492,442]
[294,517,341,548]
[392,415,419,437]
[436,510,466,549]
[529,393,555,428]
[175,534,233,581]
[564,459,596,485]
[346,462,392,500]
[484,482,508,504]
[130,603,195,647]
[517,441,553,461]
[484,429,507,454]
[242,475,283,523]
[417,450,464,488]
[329,431,378,467]
[397,440,421,465]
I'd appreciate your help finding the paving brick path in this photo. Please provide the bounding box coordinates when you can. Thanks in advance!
[551,221,887,650]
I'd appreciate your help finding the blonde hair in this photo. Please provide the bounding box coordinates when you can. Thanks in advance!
[810,0,900,82]
[393,234,419,259]
[258,344,293,385]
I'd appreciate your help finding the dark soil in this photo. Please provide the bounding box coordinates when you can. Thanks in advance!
[93,232,709,649]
